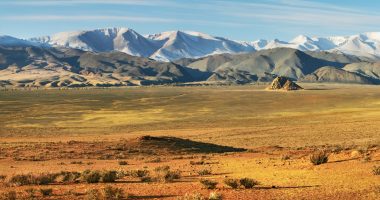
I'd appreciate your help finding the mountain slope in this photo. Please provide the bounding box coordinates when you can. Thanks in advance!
[183,48,364,80]
[299,66,375,84]
[0,46,200,87]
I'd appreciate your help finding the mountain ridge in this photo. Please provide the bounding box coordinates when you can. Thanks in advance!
[3,27,378,61]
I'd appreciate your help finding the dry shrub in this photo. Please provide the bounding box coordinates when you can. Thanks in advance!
[177,193,205,200]
[208,191,223,200]
[81,170,101,183]
[200,179,218,189]
[7,174,33,186]
[310,150,329,165]
[118,161,128,166]
[0,191,17,200]
[40,188,53,196]
[85,189,101,200]
[129,169,149,178]
[373,166,380,175]
[102,186,126,200]
[153,166,181,182]
[100,171,117,183]
[239,178,259,189]
[198,169,212,176]
[223,178,239,189]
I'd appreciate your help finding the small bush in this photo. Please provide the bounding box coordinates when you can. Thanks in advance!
[34,173,57,185]
[177,193,205,200]
[281,154,291,160]
[40,188,53,196]
[146,157,161,163]
[190,160,205,165]
[25,188,37,198]
[223,178,239,189]
[198,169,212,176]
[81,170,101,183]
[102,186,125,200]
[0,191,17,200]
[100,171,117,183]
[372,166,380,175]
[239,178,259,189]
[208,191,222,200]
[0,175,6,182]
[56,171,81,183]
[8,174,33,186]
[310,150,329,165]
[130,169,149,178]
[200,179,218,189]
[154,166,181,182]
[85,189,101,200]
[118,161,128,166]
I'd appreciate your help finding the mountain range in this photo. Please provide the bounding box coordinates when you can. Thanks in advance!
[1,27,380,87]
[1,28,380,62]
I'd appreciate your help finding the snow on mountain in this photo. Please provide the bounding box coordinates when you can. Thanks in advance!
[28,28,380,61]
[31,28,160,57]
[0,35,39,47]
[147,31,255,61]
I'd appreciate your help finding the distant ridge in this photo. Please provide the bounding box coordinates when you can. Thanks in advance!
[16,27,380,61]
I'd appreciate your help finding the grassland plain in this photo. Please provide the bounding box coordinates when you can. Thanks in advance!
[0,83,379,199]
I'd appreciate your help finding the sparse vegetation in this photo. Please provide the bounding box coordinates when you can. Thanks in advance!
[100,171,118,183]
[310,150,329,165]
[200,179,218,189]
[25,188,37,199]
[102,186,126,200]
[208,191,222,200]
[0,191,17,200]
[153,166,181,182]
[239,178,259,189]
[85,189,101,200]
[224,178,240,189]
[177,193,205,200]
[81,170,102,183]
[198,169,212,176]
[118,160,128,165]
[39,188,53,196]
[372,166,380,175]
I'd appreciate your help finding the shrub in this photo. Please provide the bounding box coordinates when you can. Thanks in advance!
[0,175,6,182]
[25,188,37,198]
[0,191,17,200]
[34,173,57,185]
[146,157,161,163]
[56,171,81,183]
[81,170,101,183]
[100,171,117,183]
[118,161,128,166]
[8,174,33,186]
[198,169,212,176]
[200,179,218,189]
[281,154,291,160]
[130,169,149,178]
[102,186,125,200]
[239,178,259,189]
[85,189,101,200]
[208,191,222,200]
[223,178,239,189]
[40,188,53,196]
[190,160,205,165]
[154,166,181,182]
[310,150,329,165]
[372,166,380,175]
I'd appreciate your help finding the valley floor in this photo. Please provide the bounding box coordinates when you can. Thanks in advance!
[0,83,379,199]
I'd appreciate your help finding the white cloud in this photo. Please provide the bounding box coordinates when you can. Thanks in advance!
[0,15,175,23]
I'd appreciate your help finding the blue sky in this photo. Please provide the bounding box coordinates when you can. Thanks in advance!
[0,0,379,41]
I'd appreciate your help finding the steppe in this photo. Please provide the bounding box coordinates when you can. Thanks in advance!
[0,83,379,199]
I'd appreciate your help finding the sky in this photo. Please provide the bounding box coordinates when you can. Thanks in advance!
[0,0,380,41]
